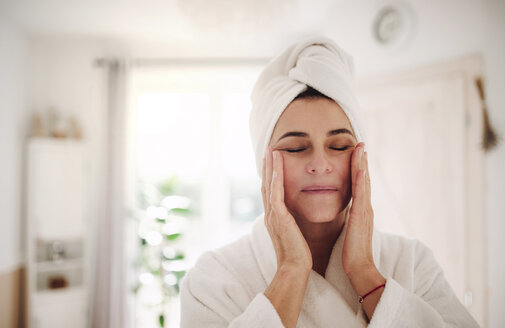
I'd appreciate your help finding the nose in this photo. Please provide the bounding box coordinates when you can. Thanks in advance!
[306,149,333,174]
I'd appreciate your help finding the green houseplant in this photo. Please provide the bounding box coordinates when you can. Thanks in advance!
[133,176,193,327]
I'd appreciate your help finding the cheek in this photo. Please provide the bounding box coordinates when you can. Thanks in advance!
[282,157,301,195]
[340,152,352,174]
[338,153,353,189]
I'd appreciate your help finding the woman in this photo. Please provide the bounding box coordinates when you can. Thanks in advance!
[180,37,479,327]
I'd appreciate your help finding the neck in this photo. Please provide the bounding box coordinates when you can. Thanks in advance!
[295,207,348,277]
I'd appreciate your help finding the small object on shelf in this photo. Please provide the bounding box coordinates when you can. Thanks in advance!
[49,241,65,263]
[31,113,46,137]
[68,116,84,140]
[46,108,58,137]
[46,108,69,139]
[52,116,68,139]
[48,275,68,289]
[31,109,85,140]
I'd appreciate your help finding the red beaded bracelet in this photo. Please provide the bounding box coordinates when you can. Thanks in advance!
[358,283,386,303]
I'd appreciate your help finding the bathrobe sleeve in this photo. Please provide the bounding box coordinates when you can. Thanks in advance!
[180,252,285,328]
[369,240,480,327]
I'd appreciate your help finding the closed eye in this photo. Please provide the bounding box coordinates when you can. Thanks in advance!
[283,146,350,153]
[284,148,306,153]
[330,146,350,151]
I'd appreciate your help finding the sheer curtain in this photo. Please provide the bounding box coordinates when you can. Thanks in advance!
[91,60,130,328]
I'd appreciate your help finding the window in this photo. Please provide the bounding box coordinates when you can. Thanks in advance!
[128,64,264,328]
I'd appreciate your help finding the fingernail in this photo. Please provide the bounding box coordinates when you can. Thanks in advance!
[273,151,277,160]
[359,147,363,159]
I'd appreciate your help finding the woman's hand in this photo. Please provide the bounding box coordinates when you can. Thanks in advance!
[262,148,312,272]
[342,142,385,320]
[262,148,312,328]
[342,142,375,277]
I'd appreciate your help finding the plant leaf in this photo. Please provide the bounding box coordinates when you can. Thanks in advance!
[171,207,191,214]
[158,176,179,196]
[166,233,181,241]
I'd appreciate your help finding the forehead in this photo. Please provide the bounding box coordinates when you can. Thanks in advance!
[271,98,354,138]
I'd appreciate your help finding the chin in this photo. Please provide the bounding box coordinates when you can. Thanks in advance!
[286,193,351,224]
[291,204,341,224]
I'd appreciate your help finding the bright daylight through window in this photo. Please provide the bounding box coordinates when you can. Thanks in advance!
[128,65,263,327]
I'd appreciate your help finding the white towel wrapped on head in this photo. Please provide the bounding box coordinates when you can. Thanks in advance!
[249,36,368,177]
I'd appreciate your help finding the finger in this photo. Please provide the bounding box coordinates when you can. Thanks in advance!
[352,142,366,209]
[356,142,365,181]
[270,150,287,214]
[264,147,273,206]
[350,168,367,216]
[261,155,267,210]
[351,142,364,197]
[351,144,358,193]
[364,152,374,232]
[364,151,371,201]
[359,142,365,172]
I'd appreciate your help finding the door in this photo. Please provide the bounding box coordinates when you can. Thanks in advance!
[357,55,487,326]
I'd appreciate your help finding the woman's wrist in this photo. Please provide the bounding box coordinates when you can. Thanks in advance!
[347,265,386,299]
[347,265,386,320]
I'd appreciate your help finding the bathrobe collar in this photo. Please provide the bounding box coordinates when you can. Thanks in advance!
[250,212,382,327]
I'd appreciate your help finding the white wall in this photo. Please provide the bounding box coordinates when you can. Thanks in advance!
[0,17,28,274]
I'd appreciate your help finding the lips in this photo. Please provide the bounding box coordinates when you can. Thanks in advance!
[301,185,338,194]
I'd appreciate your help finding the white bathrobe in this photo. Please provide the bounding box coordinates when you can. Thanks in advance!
[180,215,479,327]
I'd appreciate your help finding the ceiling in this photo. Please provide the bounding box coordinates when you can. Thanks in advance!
[0,0,369,57]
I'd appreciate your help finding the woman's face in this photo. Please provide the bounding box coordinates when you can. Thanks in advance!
[269,97,357,224]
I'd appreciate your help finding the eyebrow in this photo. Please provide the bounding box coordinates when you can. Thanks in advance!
[277,128,354,142]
